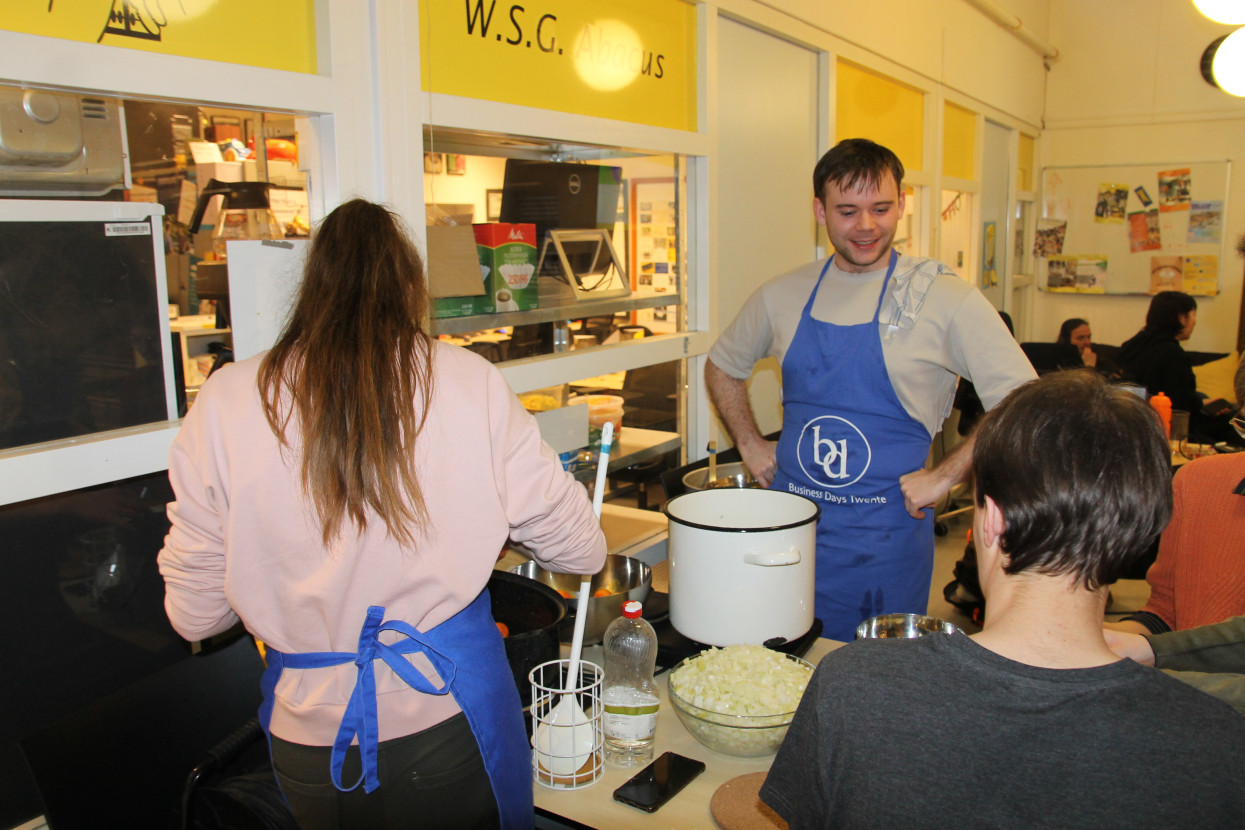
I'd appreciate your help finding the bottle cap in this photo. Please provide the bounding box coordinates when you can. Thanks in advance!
[623,600,643,619]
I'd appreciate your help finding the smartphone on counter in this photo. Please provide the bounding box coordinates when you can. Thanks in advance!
[612,751,707,813]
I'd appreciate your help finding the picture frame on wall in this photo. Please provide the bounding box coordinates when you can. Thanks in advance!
[446,153,466,176]
[424,152,444,174]
[486,189,503,222]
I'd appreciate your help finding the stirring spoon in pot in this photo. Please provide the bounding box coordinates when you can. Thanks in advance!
[534,420,614,777]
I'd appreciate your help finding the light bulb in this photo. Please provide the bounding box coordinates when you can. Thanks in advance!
[1202,28,1245,96]
[1194,0,1245,25]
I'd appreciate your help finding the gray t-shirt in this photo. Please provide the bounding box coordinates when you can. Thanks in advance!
[761,633,1245,830]
[708,255,1036,436]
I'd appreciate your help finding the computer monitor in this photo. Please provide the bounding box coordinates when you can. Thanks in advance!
[498,159,622,276]
[0,200,177,451]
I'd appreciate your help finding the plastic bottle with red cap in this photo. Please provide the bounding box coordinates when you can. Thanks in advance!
[602,599,659,767]
[1150,391,1172,439]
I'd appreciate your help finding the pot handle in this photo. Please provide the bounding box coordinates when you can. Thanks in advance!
[742,549,801,567]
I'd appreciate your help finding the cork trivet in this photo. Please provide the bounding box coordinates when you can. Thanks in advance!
[709,772,788,830]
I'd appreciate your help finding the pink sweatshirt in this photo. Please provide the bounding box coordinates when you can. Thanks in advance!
[158,342,607,745]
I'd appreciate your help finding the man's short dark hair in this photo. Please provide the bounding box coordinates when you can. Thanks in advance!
[1144,291,1196,337]
[973,371,1172,589]
[812,139,904,201]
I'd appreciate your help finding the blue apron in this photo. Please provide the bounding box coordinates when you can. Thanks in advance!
[258,590,532,829]
[771,251,934,642]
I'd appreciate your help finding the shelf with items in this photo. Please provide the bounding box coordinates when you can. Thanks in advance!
[428,287,678,337]
[422,126,687,348]
[422,123,697,478]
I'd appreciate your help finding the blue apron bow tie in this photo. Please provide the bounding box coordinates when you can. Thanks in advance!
[269,606,458,793]
[257,592,533,829]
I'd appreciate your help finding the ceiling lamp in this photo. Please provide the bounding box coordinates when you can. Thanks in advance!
[1201,28,1245,96]
[1194,0,1245,25]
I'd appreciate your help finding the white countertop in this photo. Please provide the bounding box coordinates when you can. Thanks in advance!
[533,638,843,829]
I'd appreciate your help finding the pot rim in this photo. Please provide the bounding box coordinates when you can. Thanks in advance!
[663,490,822,534]
[488,569,568,640]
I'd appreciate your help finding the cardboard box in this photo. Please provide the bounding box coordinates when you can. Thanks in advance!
[431,296,479,318]
[426,224,487,318]
[473,223,538,314]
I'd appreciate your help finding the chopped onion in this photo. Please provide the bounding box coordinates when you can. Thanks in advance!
[670,645,812,716]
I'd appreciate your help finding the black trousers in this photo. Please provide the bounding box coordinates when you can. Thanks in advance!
[270,712,502,829]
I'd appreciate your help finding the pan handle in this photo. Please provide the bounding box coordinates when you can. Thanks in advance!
[742,549,801,567]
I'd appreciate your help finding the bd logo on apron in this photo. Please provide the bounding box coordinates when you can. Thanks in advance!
[795,415,871,488]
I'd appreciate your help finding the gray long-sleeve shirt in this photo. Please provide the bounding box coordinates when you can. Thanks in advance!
[1147,615,1245,715]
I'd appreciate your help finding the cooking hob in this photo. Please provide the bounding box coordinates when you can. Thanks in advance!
[641,591,823,671]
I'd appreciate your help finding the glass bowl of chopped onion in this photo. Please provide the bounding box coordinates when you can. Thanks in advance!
[666,645,814,757]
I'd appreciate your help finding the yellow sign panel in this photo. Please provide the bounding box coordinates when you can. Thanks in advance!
[0,0,317,75]
[420,0,697,132]
[836,59,925,174]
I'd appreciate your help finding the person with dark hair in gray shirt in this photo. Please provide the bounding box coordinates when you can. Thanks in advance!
[761,371,1245,830]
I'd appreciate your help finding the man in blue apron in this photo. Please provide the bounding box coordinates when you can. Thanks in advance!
[706,138,1035,641]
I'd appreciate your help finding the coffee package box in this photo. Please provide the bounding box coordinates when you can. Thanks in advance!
[473,223,538,313]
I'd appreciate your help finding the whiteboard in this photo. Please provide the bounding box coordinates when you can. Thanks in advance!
[1040,161,1230,296]
[225,238,309,361]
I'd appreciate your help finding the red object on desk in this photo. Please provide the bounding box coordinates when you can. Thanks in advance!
[1150,391,1172,438]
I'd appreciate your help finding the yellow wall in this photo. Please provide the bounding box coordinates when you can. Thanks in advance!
[835,60,924,175]
[942,101,976,180]
[1018,133,1035,191]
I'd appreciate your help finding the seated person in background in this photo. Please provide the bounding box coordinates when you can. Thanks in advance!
[760,371,1245,829]
[1108,358,1245,636]
[1105,616,1245,716]
[1118,290,1238,444]
[1118,291,1198,416]
[1057,316,1118,375]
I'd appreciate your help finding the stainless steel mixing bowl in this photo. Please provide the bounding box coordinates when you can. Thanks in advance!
[855,613,961,640]
[509,554,651,644]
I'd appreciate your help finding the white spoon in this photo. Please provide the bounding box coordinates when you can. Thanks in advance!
[535,420,614,777]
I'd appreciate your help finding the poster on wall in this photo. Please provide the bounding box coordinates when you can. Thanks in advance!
[981,222,998,287]
[1127,210,1161,252]
[1094,183,1129,223]
[1187,201,1223,243]
[629,178,678,333]
[1182,254,1219,295]
[1158,168,1192,212]
[1149,255,1183,292]
[1033,219,1067,257]
[1046,254,1107,293]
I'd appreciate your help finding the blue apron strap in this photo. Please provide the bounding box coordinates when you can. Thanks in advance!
[263,606,457,794]
[257,596,531,828]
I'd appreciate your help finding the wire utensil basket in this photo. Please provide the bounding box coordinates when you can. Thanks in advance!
[529,658,604,789]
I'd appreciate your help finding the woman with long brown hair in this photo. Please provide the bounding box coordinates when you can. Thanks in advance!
[159,199,606,828]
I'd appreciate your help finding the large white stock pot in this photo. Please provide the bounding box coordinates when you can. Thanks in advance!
[663,488,819,647]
